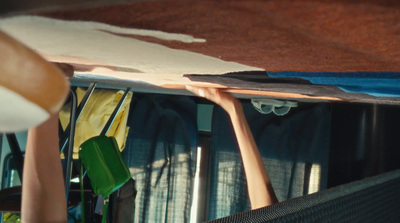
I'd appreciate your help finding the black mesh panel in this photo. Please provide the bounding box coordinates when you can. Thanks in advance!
[207,169,400,223]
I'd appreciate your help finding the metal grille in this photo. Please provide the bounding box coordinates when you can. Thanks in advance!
[206,169,400,223]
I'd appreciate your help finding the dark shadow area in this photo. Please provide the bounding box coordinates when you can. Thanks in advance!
[328,102,400,188]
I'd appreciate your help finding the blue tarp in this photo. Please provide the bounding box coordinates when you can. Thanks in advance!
[267,72,400,97]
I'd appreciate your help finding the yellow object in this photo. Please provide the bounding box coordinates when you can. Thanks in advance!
[3,213,21,223]
[60,87,133,159]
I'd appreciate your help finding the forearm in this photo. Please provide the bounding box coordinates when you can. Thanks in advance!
[185,86,278,209]
[22,114,67,223]
[227,101,278,209]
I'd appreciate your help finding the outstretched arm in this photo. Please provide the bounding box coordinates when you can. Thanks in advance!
[22,113,67,223]
[21,62,73,222]
[1,30,71,222]
[186,86,278,209]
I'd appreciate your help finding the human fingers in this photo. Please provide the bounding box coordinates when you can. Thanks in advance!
[186,86,241,114]
[186,86,218,100]
[187,86,231,109]
[186,85,206,97]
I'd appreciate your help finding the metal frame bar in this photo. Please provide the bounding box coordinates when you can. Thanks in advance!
[192,131,212,223]
[100,87,131,136]
[81,87,131,181]
[64,89,78,201]
[63,86,131,199]
[5,134,24,182]
[100,87,131,221]
[60,82,97,155]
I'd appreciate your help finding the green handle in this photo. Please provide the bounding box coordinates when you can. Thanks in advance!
[102,200,109,223]
[80,160,85,223]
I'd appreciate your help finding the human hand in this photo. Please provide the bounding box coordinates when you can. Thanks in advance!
[186,86,240,114]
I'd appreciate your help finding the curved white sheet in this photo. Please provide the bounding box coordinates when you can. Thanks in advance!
[0,16,263,79]
[0,85,49,132]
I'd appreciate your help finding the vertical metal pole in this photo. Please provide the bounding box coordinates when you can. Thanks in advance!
[65,89,77,201]
[196,132,211,223]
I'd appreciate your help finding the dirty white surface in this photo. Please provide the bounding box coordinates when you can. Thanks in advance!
[0,16,263,85]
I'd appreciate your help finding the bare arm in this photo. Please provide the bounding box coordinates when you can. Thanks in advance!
[0,31,70,222]
[22,114,67,223]
[186,86,278,209]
